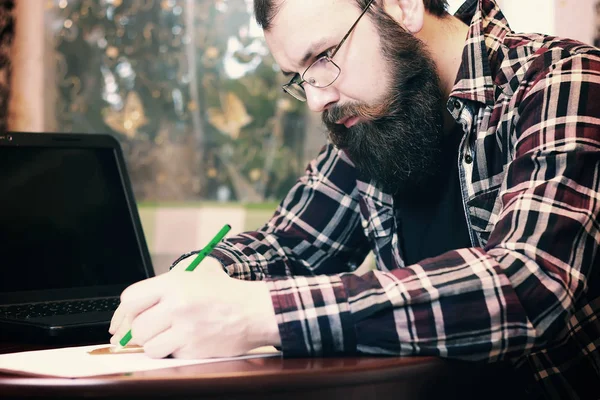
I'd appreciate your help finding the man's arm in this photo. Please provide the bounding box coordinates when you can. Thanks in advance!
[115,146,369,357]
[264,50,600,359]
[173,144,372,280]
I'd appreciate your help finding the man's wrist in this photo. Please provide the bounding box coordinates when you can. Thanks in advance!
[171,253,225,273]
[244,281,281,348]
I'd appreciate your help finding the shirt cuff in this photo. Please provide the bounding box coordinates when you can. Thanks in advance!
[266,274,357,357]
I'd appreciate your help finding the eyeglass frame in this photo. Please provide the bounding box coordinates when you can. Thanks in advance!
[281,0,375,101]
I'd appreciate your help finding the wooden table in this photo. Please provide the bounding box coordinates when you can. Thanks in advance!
[0,341,524,399]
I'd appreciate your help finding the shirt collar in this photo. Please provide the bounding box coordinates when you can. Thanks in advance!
[449,0,512,106]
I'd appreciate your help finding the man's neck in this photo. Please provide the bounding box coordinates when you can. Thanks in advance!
[417,14,470,100]
[415,13,470,135]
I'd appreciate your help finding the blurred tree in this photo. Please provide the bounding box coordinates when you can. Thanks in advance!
[47,0,307,202]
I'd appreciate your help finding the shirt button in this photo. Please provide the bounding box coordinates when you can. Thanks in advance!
[454,100,461,109]
[361,219,368,229]
[464,154,473,164]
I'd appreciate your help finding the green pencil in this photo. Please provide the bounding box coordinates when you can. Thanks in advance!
[118,224,232,347]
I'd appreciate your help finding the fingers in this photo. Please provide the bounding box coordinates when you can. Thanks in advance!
[128,300,172,346]
[108,275,167,340]
[110,314,134,345]
[120,276,165,314]
[143,328,185,359]
[108,304,126,335]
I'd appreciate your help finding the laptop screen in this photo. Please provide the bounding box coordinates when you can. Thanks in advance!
[0,145,150,296]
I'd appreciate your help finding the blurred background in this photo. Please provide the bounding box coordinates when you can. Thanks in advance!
[0,0,598,271]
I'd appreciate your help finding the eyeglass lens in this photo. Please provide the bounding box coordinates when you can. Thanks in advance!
[303,58,341,88]
[283,83,307,101]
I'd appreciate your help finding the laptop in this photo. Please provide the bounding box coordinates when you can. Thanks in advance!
[0,132,154,343]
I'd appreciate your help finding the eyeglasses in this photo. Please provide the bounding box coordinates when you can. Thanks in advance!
[282,0,375,102]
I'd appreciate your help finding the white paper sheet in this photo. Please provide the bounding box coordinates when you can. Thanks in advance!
[0,344,281,378]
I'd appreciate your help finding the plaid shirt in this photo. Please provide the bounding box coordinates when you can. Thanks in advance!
[181,0,600,397]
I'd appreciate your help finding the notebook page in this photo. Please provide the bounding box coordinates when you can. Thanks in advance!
[0,344,281,378]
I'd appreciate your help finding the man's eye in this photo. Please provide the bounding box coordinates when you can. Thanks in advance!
[318,48,334,59]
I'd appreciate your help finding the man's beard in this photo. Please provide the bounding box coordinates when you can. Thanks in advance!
[322,10,446,197]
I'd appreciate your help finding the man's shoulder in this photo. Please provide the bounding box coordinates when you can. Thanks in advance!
[494,33,600,95]
[301,143,360,192]
[507,32,599,60]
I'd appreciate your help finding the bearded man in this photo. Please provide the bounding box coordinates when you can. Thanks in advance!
[110,1,600,398]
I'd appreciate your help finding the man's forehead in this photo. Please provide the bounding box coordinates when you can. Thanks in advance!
[264,0,357,66]
[269,0,350,22]
[267,0,350,30]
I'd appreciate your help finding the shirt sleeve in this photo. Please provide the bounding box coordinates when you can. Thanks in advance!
[265,51,600,360]
[206,144,371,280]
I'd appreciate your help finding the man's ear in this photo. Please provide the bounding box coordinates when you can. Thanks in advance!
[379,0,424,33]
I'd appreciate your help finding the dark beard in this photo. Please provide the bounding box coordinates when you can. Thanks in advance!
[322,9,446,197]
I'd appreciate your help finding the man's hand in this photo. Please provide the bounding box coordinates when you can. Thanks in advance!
[108,257,281,359]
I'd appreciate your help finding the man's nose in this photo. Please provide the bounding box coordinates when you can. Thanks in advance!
[304,85,339,113]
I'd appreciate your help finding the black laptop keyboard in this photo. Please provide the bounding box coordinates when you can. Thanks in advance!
[0,297,121,320]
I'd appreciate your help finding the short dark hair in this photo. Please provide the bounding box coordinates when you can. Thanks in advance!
[254,0,449,30]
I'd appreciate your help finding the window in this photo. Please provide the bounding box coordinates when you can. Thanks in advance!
[45,0,325,204]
